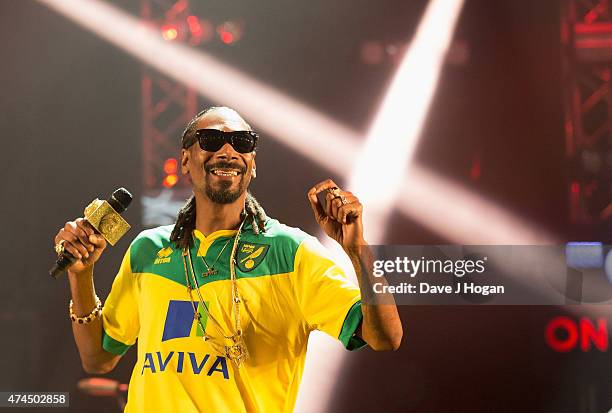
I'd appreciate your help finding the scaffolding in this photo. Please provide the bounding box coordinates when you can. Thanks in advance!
[140,0,201,225]
[562,0,612,233]
[141,0,198,190]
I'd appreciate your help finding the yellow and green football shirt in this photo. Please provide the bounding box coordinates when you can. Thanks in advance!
[101,218,366,412]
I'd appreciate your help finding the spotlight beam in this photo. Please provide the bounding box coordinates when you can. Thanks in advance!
[37,0,557,247]
[37,0,360,172]
[349,0,466,243]
[400,165,556,244]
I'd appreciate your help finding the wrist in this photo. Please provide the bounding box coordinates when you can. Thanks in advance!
[343,240,369,256]
[68,265,94,281]
[67,267,95,297]
[68,268,98,318]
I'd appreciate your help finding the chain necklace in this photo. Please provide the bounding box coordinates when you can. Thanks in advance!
[181,219,248,368]
[201,238,231,277]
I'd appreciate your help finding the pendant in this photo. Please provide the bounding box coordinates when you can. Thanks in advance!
[224,336,249,368]
[203,268,217,277]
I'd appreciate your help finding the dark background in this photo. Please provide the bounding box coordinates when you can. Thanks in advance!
[0,0,610,412]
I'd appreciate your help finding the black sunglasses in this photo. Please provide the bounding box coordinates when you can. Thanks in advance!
[186,129,259,153]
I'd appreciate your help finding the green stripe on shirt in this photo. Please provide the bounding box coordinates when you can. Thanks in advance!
[102,330,132,356]
[338,301,367,351]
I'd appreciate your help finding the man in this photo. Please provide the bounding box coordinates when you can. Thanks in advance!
[55,106,402,412]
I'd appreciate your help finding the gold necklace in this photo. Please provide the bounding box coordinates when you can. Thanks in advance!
[201,238,231,277]
[181,219,248,368]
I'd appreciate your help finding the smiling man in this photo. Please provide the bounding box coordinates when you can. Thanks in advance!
[54,106,402,412]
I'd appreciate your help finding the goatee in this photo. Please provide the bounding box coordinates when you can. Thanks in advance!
[203,161,248,204]
[205,181,243,204]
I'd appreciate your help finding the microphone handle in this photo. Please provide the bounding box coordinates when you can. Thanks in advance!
[49,218,105,278]
[49,251,77,278]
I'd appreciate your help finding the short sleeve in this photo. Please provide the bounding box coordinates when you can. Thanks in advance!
[101,246,140,355]
[293,238,367,351]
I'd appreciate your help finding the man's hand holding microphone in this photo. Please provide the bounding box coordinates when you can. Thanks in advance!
[54,218,107,276]
[50,188,132,278]
[51,188,132,373]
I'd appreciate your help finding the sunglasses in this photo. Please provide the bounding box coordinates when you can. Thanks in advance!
[186,129,259,153]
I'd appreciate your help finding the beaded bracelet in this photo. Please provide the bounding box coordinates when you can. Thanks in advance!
[69,295,102,324]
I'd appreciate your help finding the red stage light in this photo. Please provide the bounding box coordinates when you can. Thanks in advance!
[163,174,179,188]
[469,158,481,181]
[163,158,178,174]
[161,24,178,41]
[571,181,580,194]
[187,15,201,36]
[77,377,121,397]
[191,18,214,43]
[217,21,242,45]
[219,31,234,44]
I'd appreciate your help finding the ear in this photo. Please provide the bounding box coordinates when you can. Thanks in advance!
[181,148,190,175]
[251,156,257,178]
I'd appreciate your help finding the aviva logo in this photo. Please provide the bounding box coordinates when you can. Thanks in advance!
[154,247,173,264]
[162,300,209,342]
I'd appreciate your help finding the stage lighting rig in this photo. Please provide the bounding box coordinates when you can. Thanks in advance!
[562,0,612,236]
[140,0,199,225]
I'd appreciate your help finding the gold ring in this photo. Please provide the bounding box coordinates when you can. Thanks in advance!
[55,239,66,255]
[340,195,348,205]
[328,187,341,198]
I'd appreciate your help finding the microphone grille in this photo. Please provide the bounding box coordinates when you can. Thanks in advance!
[109,188,133,214]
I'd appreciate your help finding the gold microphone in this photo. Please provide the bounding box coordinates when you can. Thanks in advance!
[49,188,132,278]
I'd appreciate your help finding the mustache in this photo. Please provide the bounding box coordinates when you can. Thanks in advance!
[204,161,247,174]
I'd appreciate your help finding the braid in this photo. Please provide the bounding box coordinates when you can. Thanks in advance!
[170,195,196,250]
[170,193,267,248]
[245,192,267,234]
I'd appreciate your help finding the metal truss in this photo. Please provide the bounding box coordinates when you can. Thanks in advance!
[141,0,198,190]
[562,0,612,229]
[140,0,200,226]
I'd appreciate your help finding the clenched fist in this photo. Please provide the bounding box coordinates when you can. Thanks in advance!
[54,218,107,275]
[307,178,366,250]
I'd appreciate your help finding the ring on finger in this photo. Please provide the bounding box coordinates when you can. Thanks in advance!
[339,195,348,205]
[54,239,66,255]
[328,187,341,198]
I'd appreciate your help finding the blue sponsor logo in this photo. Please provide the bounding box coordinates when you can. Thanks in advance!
[162,300,208,342]
[141,351,229,380]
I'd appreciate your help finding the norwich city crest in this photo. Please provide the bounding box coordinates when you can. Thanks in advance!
[236,242,270,272]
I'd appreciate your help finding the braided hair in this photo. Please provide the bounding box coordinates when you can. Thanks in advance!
[169,107,267,250]
[170,192,267,250]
